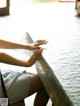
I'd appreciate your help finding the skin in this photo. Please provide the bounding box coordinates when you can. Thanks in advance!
[0,39,53,106]
[0,39,41,50]
[0,48,43,67]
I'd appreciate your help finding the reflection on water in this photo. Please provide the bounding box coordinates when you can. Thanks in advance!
[43,28,80,106]
[0,2,79,105]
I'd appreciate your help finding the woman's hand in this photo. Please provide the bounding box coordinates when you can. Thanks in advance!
[34,40,48,46]
[27,48,43,66]
[27,40,48,50]
[27,45,41,50]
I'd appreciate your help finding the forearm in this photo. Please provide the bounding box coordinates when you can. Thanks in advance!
[0,48,43,67]
[0,39,30,49]
[0,52,30,67]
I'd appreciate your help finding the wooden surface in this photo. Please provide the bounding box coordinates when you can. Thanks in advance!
[0,0,10,16]
[0,7,9,16]
[22,32,74,106]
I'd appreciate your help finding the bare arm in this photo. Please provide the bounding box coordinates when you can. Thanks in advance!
[0,39,47,50]
[0,39,40,50]
[0,48,43,67]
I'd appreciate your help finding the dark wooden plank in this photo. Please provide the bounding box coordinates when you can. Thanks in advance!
[0,0,10,16]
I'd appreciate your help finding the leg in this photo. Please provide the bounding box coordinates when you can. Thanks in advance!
[52,104,54,106]
[10,100,24,106]
[27,74,49,106]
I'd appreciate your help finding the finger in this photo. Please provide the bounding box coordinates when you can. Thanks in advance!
[37,40,48,44]
[34,48,43,56]
[36,40,42,42]
[37,48,44,53]
[34,46,41,49]
[43,40,48,44]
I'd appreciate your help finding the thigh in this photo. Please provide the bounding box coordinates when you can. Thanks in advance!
[4,71,31,104]
[27,74,44,97]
